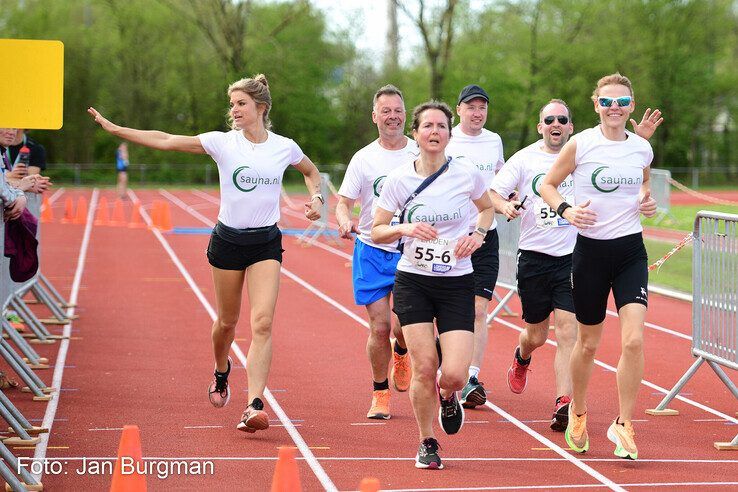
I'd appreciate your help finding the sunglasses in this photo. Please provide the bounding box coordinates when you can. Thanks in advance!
[543,115,569,125]
[598,96,632,108]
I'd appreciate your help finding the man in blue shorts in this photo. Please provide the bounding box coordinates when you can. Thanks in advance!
[336,85,418,419]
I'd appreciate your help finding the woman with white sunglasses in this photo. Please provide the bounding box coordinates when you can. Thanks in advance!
[539,73,660,461]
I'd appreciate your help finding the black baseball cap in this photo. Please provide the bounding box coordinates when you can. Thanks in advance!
[457,84,489,105]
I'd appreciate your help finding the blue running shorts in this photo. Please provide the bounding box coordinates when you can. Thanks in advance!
[352,239,401,306]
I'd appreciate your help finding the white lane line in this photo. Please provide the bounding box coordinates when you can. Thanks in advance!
[483,400,624,491]
[381,482,738,491]
[48,188,65,204]
[493,316,738,425]
[33,189,98,482]
[159,189,214,226]
[142,190,337,492]
[27,456,738,463]
[606,309,692,341]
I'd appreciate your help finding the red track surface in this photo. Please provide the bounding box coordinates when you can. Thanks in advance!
[670,190,738,206]
[16,187,738,491]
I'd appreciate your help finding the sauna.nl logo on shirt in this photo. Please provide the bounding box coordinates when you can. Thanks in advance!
[232,166,280,192]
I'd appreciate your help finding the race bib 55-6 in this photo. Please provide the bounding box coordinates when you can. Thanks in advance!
[404,237,458,274]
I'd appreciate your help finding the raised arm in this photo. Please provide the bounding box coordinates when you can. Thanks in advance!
[87,107,206,154]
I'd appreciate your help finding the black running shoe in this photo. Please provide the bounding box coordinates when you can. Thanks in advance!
[208,356,232,408]
[460,376,486,409]
[438,391,464,435]
[415,437,443,469]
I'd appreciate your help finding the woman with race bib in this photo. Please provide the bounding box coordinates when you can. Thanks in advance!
[540,73,658,460]
[88,74,323,435]
[371,101,494,470]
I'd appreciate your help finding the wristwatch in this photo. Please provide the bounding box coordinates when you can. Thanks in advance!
[474,226,488,237]
[311,193,325,205]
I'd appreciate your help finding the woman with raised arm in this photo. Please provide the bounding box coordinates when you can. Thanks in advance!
[371,101,494,470]
[88,74,322,434]
[540,73,659,460]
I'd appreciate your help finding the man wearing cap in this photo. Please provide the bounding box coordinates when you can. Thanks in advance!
[445,84,505,410]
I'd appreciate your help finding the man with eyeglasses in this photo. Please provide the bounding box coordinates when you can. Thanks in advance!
[490,99,662,431]
[445,84,505,410]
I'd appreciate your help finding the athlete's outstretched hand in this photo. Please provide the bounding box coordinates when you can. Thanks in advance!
[304,198,321,221]
[87,107,118,133]
[630,108,663,140]
[402,222,438,241]
[455,231,483,259]
[639,191,657,218]
[338,220,359,239]
[562,199,597,229]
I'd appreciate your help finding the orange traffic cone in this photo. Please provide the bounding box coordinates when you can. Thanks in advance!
[94,197,110,226]
[128,202,146,228]
[359,478,381,492]
[271,447,301,492]
[60,197,74,224]
[109,425,147,492]
[111,199,126,226]
[40,195,53,223]
[73,196,88,224]
[158,201,173,232]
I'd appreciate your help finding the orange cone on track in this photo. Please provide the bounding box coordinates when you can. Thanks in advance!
[40,195,53,223]
[94,197,110,226]
[73,196,88,224]
[149,201,162,230]
[359,478,381,492]
[128,202,146,228]
[271,447,301,492]
[111,199,126,226]
[158,201,173,232]
[60,197,74,224]
[109,425,147,492]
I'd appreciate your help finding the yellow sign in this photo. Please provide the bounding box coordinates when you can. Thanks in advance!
[0,39,64,129]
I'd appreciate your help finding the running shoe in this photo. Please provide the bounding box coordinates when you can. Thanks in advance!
[607,418,638,460]
[460,376,486,409]
[207,356,232,408]
[565,406,589,453]
[438,391,464,435]
[550,395,571,432]
[237,397,270,433]
[367,389,391,420]
[415,437,443,469]
[506,346,530,394]
[391,339,412,392]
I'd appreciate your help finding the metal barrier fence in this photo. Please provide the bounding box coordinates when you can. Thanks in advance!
[486,214,520,322]
[650,168,674,225]
[647,211,738,450]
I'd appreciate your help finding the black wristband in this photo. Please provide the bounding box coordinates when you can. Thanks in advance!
[556,202,572,217]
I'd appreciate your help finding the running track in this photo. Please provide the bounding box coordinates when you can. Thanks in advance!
[14,188,738,491]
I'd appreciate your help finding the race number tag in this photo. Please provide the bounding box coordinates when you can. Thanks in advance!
[405,238,457,274]
[534,195,572,229]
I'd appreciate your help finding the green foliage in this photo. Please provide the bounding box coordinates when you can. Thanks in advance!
[645,239,692,294]
[644,203,738,232]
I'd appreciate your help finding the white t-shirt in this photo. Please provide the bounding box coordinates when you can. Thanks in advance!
[338,138,418,252]
[573,126,653,240]
[376,157,487,277]
[492,140,577,257]
[445,126,504,232]
[198,130,304,229]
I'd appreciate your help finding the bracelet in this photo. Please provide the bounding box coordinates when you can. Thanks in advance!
[556,201,572,217]
[311,193,325,205]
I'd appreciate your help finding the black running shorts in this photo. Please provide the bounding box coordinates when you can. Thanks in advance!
[206,228,283,270]
[392,270,475,334]
[571,232,648,326]
[471,229,500,300]
[516,249,574,324]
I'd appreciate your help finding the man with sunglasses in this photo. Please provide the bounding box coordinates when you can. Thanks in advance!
[491,99,662,432]
[445,84,505,410]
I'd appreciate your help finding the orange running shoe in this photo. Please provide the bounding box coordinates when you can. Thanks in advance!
[391,340,412,392]
[237,397,270,433]
[565,406,589,453]
[607,418,638,460]
[367,389,391,420]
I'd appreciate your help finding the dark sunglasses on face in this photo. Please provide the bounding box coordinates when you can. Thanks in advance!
[543,115,569,125]
[598,96,632,108]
